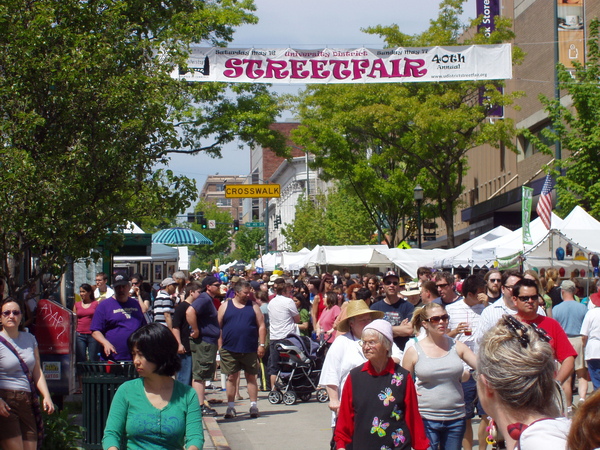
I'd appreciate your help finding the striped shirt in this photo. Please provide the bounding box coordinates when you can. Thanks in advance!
[153,290,174,326]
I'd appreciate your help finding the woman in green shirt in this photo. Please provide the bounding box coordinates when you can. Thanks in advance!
[103,323,204,450]
[293,293,312,337]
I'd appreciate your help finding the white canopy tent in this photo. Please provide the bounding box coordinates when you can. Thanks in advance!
[433,226,512,270]
[470,213,565,268]
[522,206,600,272]
[376,247,449,279]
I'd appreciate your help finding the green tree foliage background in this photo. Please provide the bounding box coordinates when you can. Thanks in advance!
[188,201,234,270]
[281,187,376,251]
[525,19,600,219]
[0,0,285,294]
[292,0,523,247]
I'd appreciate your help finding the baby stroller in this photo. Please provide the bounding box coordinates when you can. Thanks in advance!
[268,334,329,405]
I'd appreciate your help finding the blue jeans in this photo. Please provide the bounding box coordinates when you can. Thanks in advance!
[177,353,193,386]
[422,417,466,450]
[76,333,100,365]
[588,359,600,390]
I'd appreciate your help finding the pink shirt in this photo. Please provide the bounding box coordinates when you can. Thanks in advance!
[318,305,341,343]
[75,300,99,334]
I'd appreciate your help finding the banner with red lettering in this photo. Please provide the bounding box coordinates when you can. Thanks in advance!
[172,44,512,84]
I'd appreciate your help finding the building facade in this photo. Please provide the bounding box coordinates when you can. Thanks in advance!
[426,0,598,248]
[199,175,245,221]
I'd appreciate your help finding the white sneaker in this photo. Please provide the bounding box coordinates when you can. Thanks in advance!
[249,405,259,418]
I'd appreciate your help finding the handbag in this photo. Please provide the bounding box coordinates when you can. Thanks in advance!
[0,334,44,449]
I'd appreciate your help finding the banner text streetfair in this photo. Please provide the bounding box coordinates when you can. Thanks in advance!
[173,45,512,84]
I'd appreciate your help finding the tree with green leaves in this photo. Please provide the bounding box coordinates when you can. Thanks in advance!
[0,0,285,294]
[281,187,376,251]
[188,201,235,270]
[525,19,600,218]
[293,0,522,247]
[231,226,265,262]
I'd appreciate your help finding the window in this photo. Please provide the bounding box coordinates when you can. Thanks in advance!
[521,123,555,158]
[216,184,225,192]
[216,198,232,207]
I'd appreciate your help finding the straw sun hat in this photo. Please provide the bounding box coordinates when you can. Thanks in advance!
[337,300,384,333]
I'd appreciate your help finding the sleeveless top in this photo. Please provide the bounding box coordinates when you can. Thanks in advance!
[346,362,412,450]
[414,337,465,420]
[221,301,258,353]
[75,300,99,334]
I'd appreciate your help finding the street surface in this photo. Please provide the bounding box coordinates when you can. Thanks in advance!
[208,386,333,449]
[204,379,487,450]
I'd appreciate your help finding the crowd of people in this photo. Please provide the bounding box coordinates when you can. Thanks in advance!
[2,265,600,449]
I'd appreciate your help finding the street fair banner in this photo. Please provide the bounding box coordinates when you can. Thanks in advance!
[172,44,512,84]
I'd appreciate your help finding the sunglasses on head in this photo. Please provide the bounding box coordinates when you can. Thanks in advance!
[2,310,21,317]
[517,294,539,302]
[425,314,450,323]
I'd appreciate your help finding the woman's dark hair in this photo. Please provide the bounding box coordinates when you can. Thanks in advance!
[79,283,96,301]
[293,292,311,311]
[127,323,181,376]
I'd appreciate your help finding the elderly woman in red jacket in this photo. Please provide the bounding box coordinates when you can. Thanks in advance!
[335,319,428,450]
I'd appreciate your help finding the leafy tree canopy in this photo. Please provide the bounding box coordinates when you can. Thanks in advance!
[188,201,234,270]
[292,0,523,247]
[525,19,600,218]
[231,226,265,263]
[281,186,376,251]
[0,0,285,294]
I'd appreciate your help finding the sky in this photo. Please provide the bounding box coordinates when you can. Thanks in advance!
[167,0,477,211]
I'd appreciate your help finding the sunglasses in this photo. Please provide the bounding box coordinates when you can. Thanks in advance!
[489,279,502,283]
[425,314,450,323]
[2,310,21,317]
[517,295,539,302]
[436,283,449,288]
[384,281,399,286]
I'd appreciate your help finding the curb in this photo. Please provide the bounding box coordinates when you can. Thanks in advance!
[203,416,231,450]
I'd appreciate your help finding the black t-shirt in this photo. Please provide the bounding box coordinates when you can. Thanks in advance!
[172,301,192,352]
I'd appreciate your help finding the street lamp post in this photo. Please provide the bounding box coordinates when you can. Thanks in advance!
[413,184,423,249]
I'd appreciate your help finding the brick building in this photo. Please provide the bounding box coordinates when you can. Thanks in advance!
[199,175,245,221]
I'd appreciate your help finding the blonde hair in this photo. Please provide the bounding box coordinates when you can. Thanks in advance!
[524,270,546,296]
[546,268,559,291]
[478,318,559,417]
[411,303,445,334]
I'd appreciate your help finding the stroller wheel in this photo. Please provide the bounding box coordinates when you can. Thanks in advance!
[299,393,311,402]
[268,390,283,404]
[316,388,329,403]
[283,391,297,405]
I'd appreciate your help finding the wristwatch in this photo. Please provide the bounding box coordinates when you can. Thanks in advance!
[259,343,266,347]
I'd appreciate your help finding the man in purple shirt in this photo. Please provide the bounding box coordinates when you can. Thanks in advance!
[91,274,146,361]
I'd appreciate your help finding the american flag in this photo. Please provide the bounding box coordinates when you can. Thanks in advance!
[536,174,554,230]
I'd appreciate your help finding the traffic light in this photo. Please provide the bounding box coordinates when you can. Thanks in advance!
[233,220,239,231]
[200,218,207,229]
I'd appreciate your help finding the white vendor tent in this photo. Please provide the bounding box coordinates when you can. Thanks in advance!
[470,213,565,267]
[433,226,512,270]
[376,247,449,279]
[522,206,600,272]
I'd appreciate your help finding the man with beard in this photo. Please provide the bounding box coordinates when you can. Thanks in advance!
[484,269,502,303]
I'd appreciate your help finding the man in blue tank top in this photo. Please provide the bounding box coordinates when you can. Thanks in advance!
[218,280,267,419]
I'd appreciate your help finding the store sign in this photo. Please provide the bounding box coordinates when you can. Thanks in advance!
[173,44,512,84]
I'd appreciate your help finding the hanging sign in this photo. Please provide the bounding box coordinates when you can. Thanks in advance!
[173,44,512,84]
